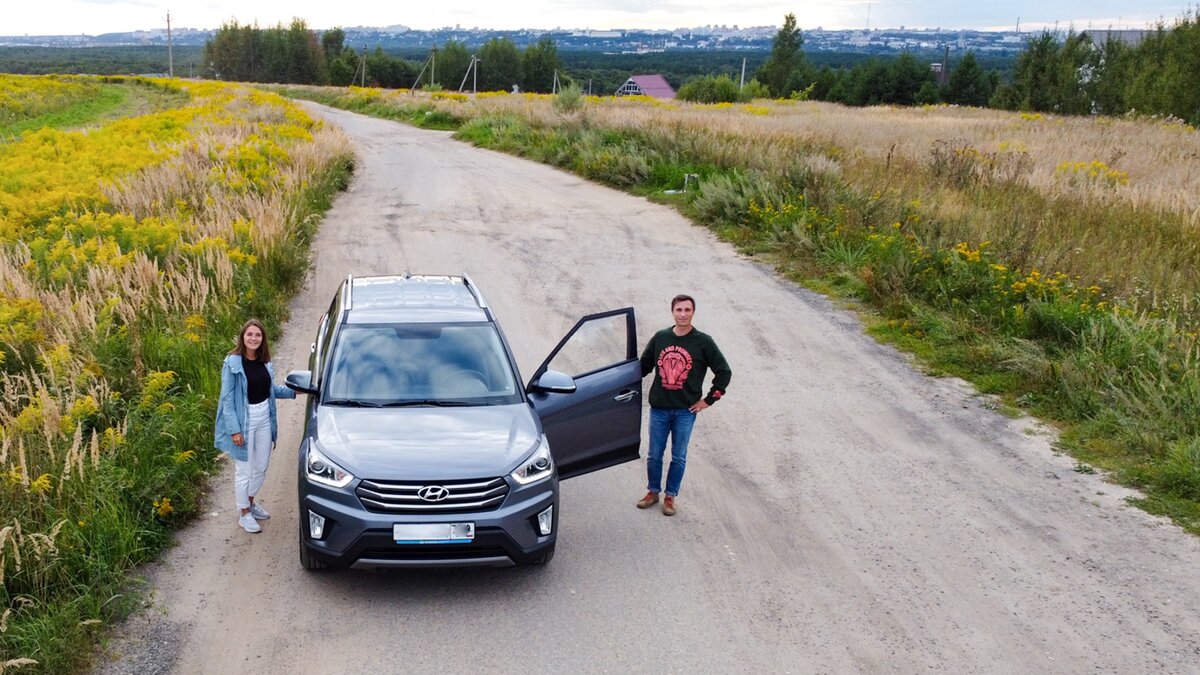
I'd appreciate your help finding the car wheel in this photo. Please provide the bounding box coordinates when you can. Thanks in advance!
[299,524,328,571]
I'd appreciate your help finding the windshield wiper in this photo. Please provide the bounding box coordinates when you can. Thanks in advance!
[379,399,474,407]
[322,398,385,407]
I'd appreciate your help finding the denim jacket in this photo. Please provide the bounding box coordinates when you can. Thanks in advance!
[213,354,295,462]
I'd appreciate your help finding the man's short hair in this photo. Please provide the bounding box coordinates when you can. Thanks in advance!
[671,294,695,310]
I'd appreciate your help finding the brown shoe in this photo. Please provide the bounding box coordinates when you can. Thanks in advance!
[662,496,676,516]
[636,492,660,509]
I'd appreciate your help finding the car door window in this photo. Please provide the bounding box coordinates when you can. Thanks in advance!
[529,308,641,479]
[544,313,631,378]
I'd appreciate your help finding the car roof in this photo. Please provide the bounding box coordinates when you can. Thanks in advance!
[343,275,490,324]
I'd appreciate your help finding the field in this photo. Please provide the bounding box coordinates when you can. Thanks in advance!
[0,75,352,672]
[282,84,1200,535]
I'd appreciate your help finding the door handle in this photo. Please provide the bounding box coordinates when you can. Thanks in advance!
[613,390,638,403]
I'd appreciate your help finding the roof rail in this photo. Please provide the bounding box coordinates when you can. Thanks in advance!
[462,273,488,309]
[342,274,354,310]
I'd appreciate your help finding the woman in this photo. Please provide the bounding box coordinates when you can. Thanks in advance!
[214,319,295,533]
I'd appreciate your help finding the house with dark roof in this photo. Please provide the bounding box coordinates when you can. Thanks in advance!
[615,74,676,100]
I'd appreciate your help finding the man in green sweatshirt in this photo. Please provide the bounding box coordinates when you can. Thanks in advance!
[636,294,732,516]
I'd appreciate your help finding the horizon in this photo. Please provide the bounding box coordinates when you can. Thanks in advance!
[4,1,1195,37]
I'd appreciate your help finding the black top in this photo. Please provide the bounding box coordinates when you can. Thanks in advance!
[243,356,270,404]
[639,327,731,409]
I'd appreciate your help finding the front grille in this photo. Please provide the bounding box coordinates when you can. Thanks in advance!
[356,476,509,514]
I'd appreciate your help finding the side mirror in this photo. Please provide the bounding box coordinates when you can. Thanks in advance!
[286,370,318,395]
[529,370,577,395]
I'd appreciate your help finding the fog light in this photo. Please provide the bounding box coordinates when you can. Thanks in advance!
[536,506,553,536]
[308,510,326,539]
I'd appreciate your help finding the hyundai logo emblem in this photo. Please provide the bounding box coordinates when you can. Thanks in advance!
[417,485,450,502]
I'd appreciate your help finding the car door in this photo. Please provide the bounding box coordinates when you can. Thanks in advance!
[527,308,642,479]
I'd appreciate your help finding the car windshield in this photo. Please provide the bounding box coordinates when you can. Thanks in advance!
[324,323,522,406]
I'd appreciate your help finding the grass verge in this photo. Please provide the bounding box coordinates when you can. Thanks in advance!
[0,78,353,673]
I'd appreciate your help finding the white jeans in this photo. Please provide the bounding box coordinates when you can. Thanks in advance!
[234,401,271,510]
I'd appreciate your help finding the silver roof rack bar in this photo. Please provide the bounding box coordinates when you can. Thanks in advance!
[462,273,488,309]
[342,274,354,310]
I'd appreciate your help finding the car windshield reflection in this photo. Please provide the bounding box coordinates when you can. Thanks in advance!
[324,323,522,406]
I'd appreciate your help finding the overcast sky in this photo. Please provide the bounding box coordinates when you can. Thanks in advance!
[4,0,1195,36]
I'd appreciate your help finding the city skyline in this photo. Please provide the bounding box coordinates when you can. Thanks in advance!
[4,0,1195,36]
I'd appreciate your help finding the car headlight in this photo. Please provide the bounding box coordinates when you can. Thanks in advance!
[510,436,554,485]
[306,440,354,488]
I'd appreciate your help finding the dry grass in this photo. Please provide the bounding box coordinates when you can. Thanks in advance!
[351,89,1196,308]
[410,92,1200,223]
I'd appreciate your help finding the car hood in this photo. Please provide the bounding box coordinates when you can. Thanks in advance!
[314,403,542,481]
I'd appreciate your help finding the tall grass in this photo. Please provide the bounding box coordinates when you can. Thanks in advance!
[281,85,1200,533]
[0,76,352,672]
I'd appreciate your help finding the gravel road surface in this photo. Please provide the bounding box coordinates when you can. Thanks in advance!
[96,103,1200,674]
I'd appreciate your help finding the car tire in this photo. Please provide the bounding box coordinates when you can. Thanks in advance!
[299,524,328,571]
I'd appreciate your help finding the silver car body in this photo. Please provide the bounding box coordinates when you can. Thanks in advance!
[287,274,642,569]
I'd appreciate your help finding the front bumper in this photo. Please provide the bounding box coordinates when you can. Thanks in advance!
[299,476,558,569]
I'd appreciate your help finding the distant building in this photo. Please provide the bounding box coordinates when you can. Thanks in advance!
[615,74,676,99]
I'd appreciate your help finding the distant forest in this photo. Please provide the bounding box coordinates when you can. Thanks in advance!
[7,14,1195,127]
[0,43,1015,97]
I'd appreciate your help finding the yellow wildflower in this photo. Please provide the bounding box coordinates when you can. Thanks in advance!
[153,497,174,517]
[29,473,52,494]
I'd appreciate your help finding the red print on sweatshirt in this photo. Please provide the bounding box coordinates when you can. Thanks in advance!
[657,345,693,390]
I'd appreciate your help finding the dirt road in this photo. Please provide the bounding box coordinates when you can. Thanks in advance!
[99,104,1200,673]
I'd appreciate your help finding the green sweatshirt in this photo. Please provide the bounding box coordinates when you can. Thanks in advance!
[640,326,731,409]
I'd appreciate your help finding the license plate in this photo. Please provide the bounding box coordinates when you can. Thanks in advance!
[393,523,474,544]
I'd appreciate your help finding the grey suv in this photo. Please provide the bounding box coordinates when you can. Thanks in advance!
[284,274,642,569]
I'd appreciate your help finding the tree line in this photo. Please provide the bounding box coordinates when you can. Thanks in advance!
[203,20,564,93]
[705,11,1200,124]
[199,12,1199,125]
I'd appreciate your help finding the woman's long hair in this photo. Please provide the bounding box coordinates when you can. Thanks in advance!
[229,318,272,362]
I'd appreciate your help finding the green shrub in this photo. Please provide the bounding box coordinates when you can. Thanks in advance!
[554,82,584,113]
[677,74,741,104]
[690,171,783,225]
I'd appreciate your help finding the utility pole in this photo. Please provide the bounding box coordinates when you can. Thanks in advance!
[552,69,560,94]
[458,54,481,93]
[166,11,174,78]
[942,45,950,86]
[410,47,437,90]
[739,57,746,89]
[360,45,367,87]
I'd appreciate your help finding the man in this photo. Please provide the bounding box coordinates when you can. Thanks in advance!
[636,294,731,516]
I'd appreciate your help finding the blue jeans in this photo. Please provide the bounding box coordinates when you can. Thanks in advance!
[646,407,697,498]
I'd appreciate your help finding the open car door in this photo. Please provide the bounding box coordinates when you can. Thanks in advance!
[527,308,642,479]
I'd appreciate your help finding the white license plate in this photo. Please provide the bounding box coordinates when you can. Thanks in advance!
[393,523,475,544]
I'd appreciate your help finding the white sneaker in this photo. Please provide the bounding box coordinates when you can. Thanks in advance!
[239,512,262,533]
[249,502,270,520]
